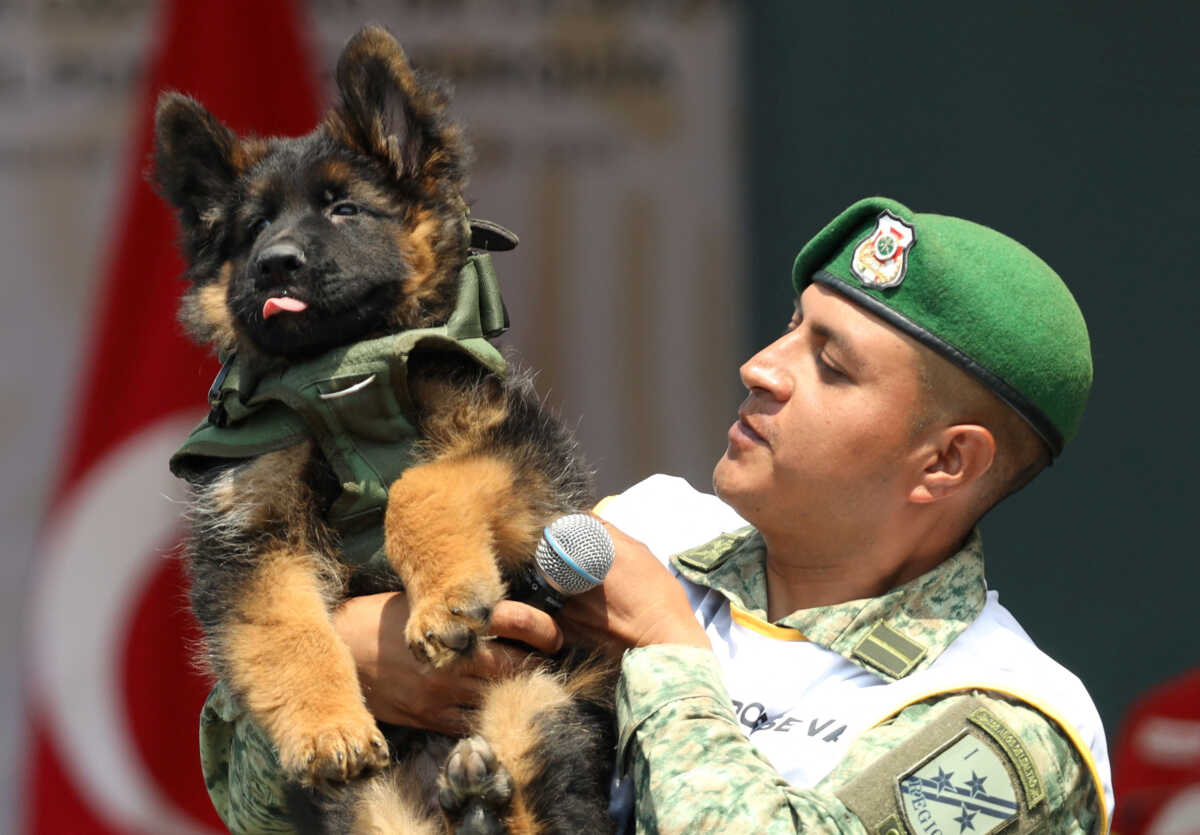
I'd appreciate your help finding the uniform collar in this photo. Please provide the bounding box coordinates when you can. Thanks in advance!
[670,528,988,680]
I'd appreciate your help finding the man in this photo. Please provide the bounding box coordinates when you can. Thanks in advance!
[202,196,1111,833]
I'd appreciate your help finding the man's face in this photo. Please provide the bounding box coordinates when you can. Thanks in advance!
[713,283,930,545]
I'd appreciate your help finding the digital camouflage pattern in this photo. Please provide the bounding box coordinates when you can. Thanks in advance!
[199,680,294,833]
[616,530,1103,834]
[617,651,1101,833]
[672,526,987,675]
[198,527,1102,834]
[616,646,863,832]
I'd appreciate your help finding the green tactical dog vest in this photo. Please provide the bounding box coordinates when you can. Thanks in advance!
[170,253,509,571]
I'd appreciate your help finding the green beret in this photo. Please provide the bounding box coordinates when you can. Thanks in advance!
[792,197,1092,457]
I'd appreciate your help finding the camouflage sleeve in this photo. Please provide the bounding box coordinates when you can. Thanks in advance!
[617,646,1103,834]
[822,693,1104,834]
[199,680,298,834]
[617,646,864,833]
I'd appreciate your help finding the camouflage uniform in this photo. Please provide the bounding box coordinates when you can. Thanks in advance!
[197,515,1111,834]
[199,680,294,833]
[616,525,1110,834]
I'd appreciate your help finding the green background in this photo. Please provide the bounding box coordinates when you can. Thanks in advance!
[742,2,1199,734]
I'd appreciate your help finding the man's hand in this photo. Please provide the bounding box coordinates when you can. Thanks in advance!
[333,522,708,733]
[556,519,712,654]
[333,593,563,735]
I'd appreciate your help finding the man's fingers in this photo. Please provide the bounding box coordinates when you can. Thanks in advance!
[376,681,483,733]
[466,638,539,678]
[489,600,563,654]
[420,704,475,736]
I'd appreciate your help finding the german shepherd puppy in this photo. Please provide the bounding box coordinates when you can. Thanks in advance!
[154,26,615,834]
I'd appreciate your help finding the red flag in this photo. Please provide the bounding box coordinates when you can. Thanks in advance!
[26,1,320,831]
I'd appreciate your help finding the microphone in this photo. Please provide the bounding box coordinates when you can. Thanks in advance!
[512,514,614,613]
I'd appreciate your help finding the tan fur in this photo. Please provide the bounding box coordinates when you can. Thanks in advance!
[318,158,406,213]
[407,376,558,572]
[319,157,353,184]
[349,771,442,835]
[224,546,389,786]
[466,671,575,834]
[499,798,541,835]
[347,178,405,212]
[181,262,237,353]
[477,672,571,786]
[231,136,270,173]
[394,207,446,325]
[410,374,509,456]
[560,655,618,710]
[419,136,464,187]
[386,454,533,668]
[212,442,313,528]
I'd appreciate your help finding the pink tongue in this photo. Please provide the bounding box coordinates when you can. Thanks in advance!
[263,297,309,319]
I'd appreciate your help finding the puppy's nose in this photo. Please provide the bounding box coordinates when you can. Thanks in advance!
[255,242,306,282]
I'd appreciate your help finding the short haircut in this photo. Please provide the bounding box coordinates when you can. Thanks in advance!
[915,349,1051,523]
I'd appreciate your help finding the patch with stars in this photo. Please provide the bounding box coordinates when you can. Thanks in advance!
[896,730,1018,834]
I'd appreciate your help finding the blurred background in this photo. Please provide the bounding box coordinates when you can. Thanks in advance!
[2,0,1196,832]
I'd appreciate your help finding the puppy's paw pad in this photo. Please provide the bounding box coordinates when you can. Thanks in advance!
[438,735,513,833]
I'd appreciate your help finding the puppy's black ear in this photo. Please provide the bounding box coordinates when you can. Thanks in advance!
[327,26,466,191]
[152,92,241,231]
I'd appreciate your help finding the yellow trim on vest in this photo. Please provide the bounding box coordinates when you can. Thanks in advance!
[867,682,1110,835]
[729,605,808,642]
[592,495,618,515]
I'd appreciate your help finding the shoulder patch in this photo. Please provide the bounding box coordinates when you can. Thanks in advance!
[852,622,928,679]
[836,695,1050,835]
[898,730,1019,834]
[968,707,1047,808]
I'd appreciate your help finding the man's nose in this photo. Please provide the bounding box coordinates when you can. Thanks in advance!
[739,338,794,402]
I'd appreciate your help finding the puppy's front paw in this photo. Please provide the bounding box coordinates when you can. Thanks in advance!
[406,581,502,668]
[438,734,514,835]
[274,701,390,786]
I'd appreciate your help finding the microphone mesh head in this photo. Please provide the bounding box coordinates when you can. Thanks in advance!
[535,514,614,595]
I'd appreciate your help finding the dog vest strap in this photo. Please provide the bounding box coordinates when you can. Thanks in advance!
[468,253,510,338]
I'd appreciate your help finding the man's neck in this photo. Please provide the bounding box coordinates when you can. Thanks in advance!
[759,517,965,621]
[762,549,901,620]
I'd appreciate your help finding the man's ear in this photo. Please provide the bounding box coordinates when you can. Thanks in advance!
[909,425,996,504]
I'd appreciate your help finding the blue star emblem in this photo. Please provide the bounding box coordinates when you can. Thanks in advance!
[965,771,987,797]
[931,766,956,793]
[953,804,978,832]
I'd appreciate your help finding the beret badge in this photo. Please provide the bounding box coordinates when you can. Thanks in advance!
[851,211,917,289]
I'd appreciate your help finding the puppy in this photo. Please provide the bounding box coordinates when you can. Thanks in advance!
[156,26,615,833]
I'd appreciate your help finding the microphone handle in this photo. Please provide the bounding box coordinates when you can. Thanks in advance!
[508,563,565,614]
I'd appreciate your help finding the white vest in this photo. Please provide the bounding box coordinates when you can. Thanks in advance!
[598,475,1114,830]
